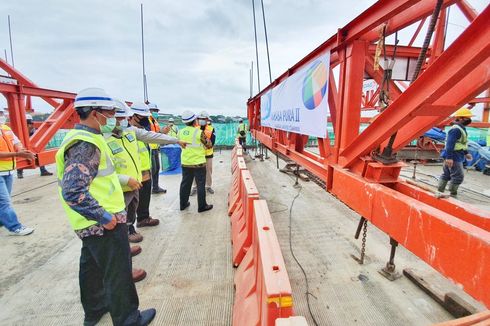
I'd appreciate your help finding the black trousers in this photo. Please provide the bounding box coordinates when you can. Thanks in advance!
[180,166,207,210]
[79,224,139,326]
[238,137,246,151]
[150,149,161,191]
[124,190,139,226]
[136,178,152,221]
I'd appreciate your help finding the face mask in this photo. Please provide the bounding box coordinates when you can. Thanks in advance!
[207,121,211,125]
[96,112,117,133]
[151,112,159,119]
[0,116,6,125]
[199,119,206,126]
[139,117,150,128]
[120,119,129,128]
[461,118,472,126]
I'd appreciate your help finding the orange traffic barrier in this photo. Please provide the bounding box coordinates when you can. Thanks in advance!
[231,170,259,266]
[233,200,294,326]
[228,156,248,217]
[230,146,243,173]
[433,311,490,325]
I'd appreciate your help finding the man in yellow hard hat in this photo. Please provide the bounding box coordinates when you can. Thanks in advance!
[437,107,473,197]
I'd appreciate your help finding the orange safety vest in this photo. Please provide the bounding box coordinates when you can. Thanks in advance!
[0,125,17,171]
[203,125,214,157]
[149,117,161,150]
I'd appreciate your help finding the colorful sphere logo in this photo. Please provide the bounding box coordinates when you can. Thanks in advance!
[261,91,272,120]
[302,60,328,110]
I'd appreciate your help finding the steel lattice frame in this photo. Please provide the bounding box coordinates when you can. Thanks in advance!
[247,0,490,307]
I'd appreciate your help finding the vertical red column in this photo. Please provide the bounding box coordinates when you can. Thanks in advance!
[336,40,367,166]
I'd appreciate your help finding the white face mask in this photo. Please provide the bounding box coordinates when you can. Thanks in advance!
[0,116,6,125]
[120,119,129,128]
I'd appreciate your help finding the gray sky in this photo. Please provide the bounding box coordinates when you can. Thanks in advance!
[0,0,487,116]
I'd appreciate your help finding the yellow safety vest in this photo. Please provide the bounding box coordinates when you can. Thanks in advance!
[138,140,151,171]
[486,128,490,147]
[178,126,206,166]
[168,125,179,138]
[451,124,468,151]
[237,123,246,138]
[105,130,142,192]
[204,125,214,157]
[0,125,16,171]
[55,129,125,231]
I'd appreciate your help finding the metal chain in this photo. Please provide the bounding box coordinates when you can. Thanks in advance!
[360,220,368,264]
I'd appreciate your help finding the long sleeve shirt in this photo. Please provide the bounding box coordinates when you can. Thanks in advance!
[127,125,179,145]
[60,124,126,239]
[442,123,467,162]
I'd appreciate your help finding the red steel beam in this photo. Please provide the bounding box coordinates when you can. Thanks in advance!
[457,0,478,21]
[339,7,490,167]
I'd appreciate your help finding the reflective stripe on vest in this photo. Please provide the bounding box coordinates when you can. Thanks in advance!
[178,126,206,165]
[106,131,142,192]
[451,124,468,151]
[0,125,16,171]
[149,118,160,150]
[204,125,214,156]
[138,140,151,171]
[55,129,126,231]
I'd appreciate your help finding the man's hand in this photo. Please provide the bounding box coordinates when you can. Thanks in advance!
[103,216,117,230]
[17,150,35,161]
[445,159,454,169]
[127,177,142,191]
[162,126,170,134]
[178,140,187,149]
[465,153,473,161]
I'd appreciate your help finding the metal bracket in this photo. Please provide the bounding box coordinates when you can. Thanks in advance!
[378,237,402,281]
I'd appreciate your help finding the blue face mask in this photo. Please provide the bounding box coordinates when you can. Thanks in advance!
[119,119,129,129]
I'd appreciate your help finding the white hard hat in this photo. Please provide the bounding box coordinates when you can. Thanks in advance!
[168,118,175,122]
[130,102,151,117]
[148,103,159,111]
[26,114,33,120]
[198,111,209,119]
[113,99,133,118]
[181,110,196,123]
[74,87,114,109]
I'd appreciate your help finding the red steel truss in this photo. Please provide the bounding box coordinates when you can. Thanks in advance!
[247,0,490,308]
[0,58,77,169]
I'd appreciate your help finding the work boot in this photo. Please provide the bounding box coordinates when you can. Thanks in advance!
[448,183,460,197]
[131,245,142,257]
[198,204,213,213]
[190,188,197,196]
[206,187,215,194]
[17,171,23,179]
[40,170,53,176]
[180,202,190,211]
[151,187,167,194]
[137,217,160,227]
[437,179,448,192]
[132,268,147,282]
[83,308,108,326]
[128,225,143,243]
[137,308,156,326]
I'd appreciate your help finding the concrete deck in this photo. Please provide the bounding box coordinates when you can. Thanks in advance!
[0,150,486,325]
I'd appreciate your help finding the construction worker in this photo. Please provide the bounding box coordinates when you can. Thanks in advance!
[17,114,53,178]
[237,118,247,151]
[167,118,179,138]
[129,102,184,229]
[178,110,213,213]
[191,111,216,195]
[148,103,166,194]
[437,107,474,197]
[55,88,155,326]
[0,108,35,236]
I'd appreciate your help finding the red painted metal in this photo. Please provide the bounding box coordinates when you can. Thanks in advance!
[247,0,490,308]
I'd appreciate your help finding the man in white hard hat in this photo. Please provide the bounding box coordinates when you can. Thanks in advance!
[178,110,213,213]
[167,117,179,138]
[56,88,156,326]
[129,102,185,229]
[190,111,216,195]
[17,114,53,178]
[147,103,166,194]
[0,108,35,236]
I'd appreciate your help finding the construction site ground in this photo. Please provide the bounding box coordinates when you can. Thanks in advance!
[0,149,487,325]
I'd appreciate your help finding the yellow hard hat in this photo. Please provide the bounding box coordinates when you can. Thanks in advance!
[454,107,473,118]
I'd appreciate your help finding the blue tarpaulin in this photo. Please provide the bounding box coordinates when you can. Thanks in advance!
[160,144,182,175]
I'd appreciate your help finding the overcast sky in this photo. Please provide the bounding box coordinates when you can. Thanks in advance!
[0,0,487,116]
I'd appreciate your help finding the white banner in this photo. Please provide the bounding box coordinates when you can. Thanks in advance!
[260,53,330,138]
